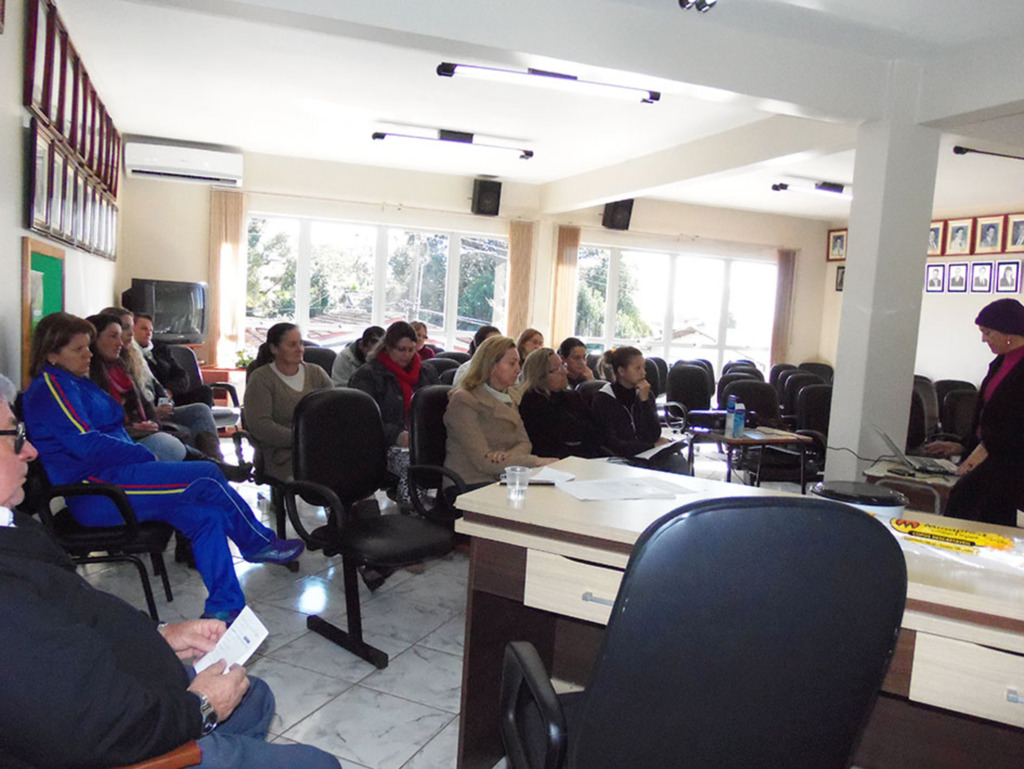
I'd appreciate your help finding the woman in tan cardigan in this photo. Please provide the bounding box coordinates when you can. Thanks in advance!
[244,323,332,481]
[443,335,556,491]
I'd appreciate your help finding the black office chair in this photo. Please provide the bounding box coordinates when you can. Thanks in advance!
[18,460,174,622]
[422,357,460,377]
[941,388,978,440]
[912,375,941,438]
[436,351,470,364]
[795,383,832,435]
[281,389,453,668]
[720,380,786,429]
[407,384,467,521]
[721,362,764,381]
[648,357,668,397]
[166,346,242,435]
[934,379,976,419]
[666,364,712,411]
[799,361,835,384]
[769,363,799,395]
[302,346,337,375]
[500,497,907,769]
[643,359,662,397]
[585,353,604,379]
[781,371,824,415]
[439,368,458,385]
[576,380,607,411]
[688,358,715,390]
[716,372,759,409]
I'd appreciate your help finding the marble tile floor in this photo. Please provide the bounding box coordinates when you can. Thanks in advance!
[76,443,796,768]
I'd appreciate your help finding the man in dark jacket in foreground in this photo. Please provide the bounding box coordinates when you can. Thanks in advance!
[0,375,339,768]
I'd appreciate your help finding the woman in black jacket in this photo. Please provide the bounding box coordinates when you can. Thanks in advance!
[924,298,1024,526]
[518,348,605,459]
[591,347,666,458]
[350,321,439,502]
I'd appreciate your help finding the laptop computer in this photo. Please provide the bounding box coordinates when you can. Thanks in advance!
[874,427,958,475]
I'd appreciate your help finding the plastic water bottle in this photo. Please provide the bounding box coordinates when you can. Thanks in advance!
[733,401,746,438]
[725,394,736,437]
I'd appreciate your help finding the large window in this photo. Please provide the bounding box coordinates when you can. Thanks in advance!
[246,216,508,354]
[576,245,777,370]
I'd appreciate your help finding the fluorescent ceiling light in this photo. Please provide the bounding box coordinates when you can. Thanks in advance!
[372,129,533,160]
[437,62,660,104]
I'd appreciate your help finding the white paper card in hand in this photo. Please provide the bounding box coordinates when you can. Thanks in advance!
[193,606,269,674]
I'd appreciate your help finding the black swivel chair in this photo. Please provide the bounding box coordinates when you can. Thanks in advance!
[439,368,458,385]
[720,380,786,429]
[643,359,662,397]
[302,346,337,376]
[281,389,453,668]
[500,497,907,769]
[795,383,833,435]
[912,375,941,438]
[769,363,799,395]
[166,346,242,435]
[781,371,824,416]
[648,357,668,396]
[941,388,978,440]
[799,361,835,384]
[422,357,460,377]
[18,460,174,622]
[721,362,764,381]
[934,379,976,419]
[576,380,607,411]
[688,358,715,391]
[408,385,467,521]
[436,351,470,364]
[716,371,759,409]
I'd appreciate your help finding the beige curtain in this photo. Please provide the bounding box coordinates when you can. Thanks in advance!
[507,220,535,336]
[771,248,797,366]
[551,225,581,343]
[208,189,247,368]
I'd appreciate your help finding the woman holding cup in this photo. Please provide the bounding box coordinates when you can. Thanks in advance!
[443,335,557,499]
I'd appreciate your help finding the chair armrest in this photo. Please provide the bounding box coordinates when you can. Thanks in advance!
[500,641,568,769]
[661,401,688,429]
[116,740,202,769]
[209,382,240,408]
[407,464,467,522]
[43,483,139,538]
[280,479,346,547]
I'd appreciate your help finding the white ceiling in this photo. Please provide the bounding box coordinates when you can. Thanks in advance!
[56,0,1024,222]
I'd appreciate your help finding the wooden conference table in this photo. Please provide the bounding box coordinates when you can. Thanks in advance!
[454,457,1024,768]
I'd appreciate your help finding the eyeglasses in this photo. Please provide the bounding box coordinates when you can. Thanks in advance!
[0,422,26,454]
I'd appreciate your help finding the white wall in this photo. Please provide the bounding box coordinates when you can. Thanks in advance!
[116,150,832,364]
[0,3,116,382]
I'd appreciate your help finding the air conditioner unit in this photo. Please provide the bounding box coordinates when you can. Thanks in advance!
[124,142,243,187]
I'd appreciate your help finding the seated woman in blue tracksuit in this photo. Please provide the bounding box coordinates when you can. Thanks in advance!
[22,312,304,623]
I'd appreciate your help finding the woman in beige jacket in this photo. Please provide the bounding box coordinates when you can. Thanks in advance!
[443,335,556,491]
[244,323,333,481]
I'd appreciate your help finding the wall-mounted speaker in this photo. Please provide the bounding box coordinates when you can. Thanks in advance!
[602,199,634,230]
[472,179,502,216]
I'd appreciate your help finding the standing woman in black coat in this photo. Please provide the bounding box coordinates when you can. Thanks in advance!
[925,298,1024,526]
[350,321,439,502]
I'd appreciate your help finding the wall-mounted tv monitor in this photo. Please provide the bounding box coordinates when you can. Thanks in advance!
[121,278,208,345]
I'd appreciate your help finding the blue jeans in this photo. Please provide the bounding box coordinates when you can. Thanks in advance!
[199,677,340,768]
[171,402,220,440]
[139,431,188,461]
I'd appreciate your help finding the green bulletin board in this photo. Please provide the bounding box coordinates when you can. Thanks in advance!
[21,237,65,387]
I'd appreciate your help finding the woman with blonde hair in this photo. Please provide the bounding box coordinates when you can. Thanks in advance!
[519,347,604,459]
[443,336,556,493]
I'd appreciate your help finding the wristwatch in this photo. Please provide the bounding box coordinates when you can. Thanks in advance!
[191,691,219,735]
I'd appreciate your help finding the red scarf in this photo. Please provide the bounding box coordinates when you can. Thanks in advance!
[378,350,421,417]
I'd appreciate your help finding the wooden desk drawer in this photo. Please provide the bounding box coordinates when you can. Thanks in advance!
[910,632,1024,728]
[523,550,623,625]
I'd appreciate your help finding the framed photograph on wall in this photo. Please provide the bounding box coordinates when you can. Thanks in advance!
[835,265,845,292]
[925,264,945,293]
[1006,214,1024,253]
[62,161,73,239]
[927,221,945,256]
[31,127,51,229]
[971,261,993,293]
[975,215,1004,254]
[947,262,968,293]
[995,260,1021,294]
[827,229,847,262]
[49,150,64,233]
[946,218,973,255]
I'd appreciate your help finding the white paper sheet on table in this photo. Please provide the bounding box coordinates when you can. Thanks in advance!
[193,606,269,674]
[556,478,695,501]
[529,467,576,484]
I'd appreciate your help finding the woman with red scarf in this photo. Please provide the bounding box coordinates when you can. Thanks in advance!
[350,321,439,503]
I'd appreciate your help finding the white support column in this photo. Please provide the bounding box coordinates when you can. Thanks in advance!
[826,63,941,482]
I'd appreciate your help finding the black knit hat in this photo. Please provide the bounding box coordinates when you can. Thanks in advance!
[976,298,1024,335]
